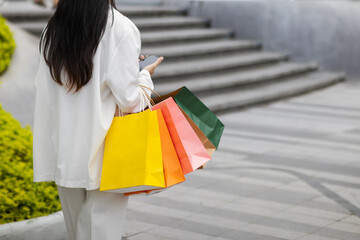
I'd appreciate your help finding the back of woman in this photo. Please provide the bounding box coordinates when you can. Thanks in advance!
[32,0,163,239]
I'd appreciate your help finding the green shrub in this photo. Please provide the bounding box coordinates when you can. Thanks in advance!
[0,105,61,224]
[0,15,16,75]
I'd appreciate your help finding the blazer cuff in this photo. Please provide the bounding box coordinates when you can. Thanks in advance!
[139,69,154,97]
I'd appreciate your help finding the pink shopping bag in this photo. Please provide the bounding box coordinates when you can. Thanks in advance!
[152,97,211,174]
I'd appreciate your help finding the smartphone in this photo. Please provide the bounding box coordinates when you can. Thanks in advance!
[139,54,159,71]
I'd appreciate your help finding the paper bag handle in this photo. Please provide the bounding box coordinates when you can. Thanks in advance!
[139,85,163,101]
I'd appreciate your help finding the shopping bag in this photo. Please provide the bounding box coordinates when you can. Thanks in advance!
[155,87,225,149]
[100,109,165,193]
[125,110,186,196]
[156,110,185,186]
[180,108,216,157]
[152,97,211,174]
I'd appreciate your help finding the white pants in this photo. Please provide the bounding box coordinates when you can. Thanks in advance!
[57,186,129,240]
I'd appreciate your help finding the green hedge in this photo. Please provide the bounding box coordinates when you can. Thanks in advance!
[0,15,16,75]
[0,105,61,224]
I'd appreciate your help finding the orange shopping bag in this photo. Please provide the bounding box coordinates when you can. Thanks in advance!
[125,109,185,196]
[156,110,186,187]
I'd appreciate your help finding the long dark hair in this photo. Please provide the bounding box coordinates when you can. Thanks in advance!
[39,0,118,93]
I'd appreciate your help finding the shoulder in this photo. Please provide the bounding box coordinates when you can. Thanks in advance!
[108,8,140,42]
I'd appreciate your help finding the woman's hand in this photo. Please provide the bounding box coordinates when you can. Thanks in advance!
[139,55,146,62]
[139,55,164,76]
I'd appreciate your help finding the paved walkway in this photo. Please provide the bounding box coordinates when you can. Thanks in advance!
[124,82,360,240]
[0,23,38,127]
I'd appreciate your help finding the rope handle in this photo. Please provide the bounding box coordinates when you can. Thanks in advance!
[115,105,123,117]
[140,88,154,111]
[139,84,163,100]
[139,85,155,106]
[115,85,157,117]
[142,90,155,106]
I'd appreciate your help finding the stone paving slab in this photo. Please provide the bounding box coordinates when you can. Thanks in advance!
[123,82,360,240]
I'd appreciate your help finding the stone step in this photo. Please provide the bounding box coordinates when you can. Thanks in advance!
[11,21,46,36]
[1,1,347,116]
[153,51,288,80]
[132,16,208,30]
[141,28,234,46]
[0,2,53,21]
[117,5,186,17]
[142,39,261,60]
[16,26,234,47]
[155,62,319,94]
[15,16,210,36]
[0,2,184,22]
[199,71,345,113]
[116,0,163,5]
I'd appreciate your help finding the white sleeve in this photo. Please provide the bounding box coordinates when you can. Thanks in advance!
[107,29,154,113]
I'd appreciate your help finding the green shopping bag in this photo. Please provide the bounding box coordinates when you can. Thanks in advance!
[155,87,225,149]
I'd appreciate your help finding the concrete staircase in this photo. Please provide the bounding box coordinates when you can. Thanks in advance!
[0,1,345,113]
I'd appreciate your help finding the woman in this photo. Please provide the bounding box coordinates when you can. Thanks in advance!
[32,0,164,239]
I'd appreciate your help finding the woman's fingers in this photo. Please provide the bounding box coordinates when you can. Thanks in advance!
[152,57,164,67]
[143,56,164,76]
[147,57,164,71]
[139,55,145,62]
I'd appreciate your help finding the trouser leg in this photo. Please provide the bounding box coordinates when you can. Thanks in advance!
[57,186,86,240]
[76,190,129,240]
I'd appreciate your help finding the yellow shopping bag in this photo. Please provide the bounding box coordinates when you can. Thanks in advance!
[100,109,165,193]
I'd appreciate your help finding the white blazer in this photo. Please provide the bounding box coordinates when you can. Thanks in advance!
[33,8,154,190]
